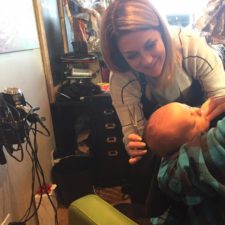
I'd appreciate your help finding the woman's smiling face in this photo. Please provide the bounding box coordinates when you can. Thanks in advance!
[118,29,166,78]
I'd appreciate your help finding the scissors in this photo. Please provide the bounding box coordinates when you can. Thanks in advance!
[127,105,141,136]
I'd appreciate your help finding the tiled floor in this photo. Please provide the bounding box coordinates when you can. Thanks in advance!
[58,207,68,225]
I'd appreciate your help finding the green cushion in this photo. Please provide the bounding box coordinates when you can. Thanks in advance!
[68,194,138,225]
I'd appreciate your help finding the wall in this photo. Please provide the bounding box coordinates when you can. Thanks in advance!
[0,3,55,225]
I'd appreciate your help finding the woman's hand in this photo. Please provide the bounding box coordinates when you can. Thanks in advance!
[127,133,147,165]
[201,96,225,121]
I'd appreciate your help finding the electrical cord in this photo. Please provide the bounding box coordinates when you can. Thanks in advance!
[2,102,59,225]
[2,103,26,162]
[20,114,59,225]
[5,144,24,162]
[21,123,53,224]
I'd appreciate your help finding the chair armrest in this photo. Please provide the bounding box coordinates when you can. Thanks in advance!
[68,194,138,225]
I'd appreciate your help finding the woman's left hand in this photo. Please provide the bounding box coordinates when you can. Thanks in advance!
[127,133,147,165]
[201,95,225,121]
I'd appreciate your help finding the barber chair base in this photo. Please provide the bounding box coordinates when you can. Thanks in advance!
[68,194,140,225]
[114,203,150,225]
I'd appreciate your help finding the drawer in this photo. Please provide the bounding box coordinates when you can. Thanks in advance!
[94,148,129,186]
[92,120,121,133]
[92,139,126,156]
[105,136,117,144]
[94,108,120,124]
[106,149,119,157]
[96,126,123,143]
[104,122,117,130]
[103,108,116,116]
[103,136,123,146]
[105,143,127,157]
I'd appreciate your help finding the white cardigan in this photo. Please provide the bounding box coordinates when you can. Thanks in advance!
[110,28,225,149]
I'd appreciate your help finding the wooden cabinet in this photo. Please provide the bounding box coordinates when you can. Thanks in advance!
[51,93,129,187]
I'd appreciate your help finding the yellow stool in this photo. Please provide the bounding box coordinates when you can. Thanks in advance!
[68,194,138,225]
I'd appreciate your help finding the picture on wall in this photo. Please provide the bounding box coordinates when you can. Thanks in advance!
[0,0,39,54]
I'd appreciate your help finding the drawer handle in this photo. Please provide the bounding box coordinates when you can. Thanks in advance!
[108,150,118,157]
[103,109,114,115]
[106,137,117,143]
[105,123,116,129]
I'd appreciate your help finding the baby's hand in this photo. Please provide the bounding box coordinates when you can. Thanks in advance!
[127,133,147,165]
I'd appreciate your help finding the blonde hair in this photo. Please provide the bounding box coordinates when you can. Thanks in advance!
[100,0,177,87]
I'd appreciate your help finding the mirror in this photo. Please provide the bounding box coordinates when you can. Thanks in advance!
[37,0,224,102]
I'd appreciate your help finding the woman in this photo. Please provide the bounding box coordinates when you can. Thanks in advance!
[100,0,225,216]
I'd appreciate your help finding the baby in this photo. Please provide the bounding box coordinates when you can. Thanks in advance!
[144,102,225,224]
[144,102,210,157]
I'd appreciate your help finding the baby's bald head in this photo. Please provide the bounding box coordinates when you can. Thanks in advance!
[145,102,209,157]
